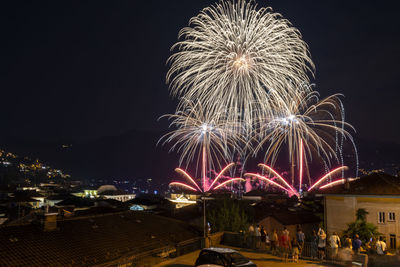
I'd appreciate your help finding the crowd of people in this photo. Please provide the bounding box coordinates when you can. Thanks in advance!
[246,224,388,264]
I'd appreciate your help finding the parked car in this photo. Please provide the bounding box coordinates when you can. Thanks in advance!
[195,247,257,267]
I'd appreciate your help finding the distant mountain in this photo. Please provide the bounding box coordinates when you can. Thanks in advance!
[0,147,71,186]
[355,138,400,175]
[1,130,180,185]
[1,132,399,187]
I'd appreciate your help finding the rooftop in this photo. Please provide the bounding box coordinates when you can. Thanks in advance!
[254,202,321,225]
[0,211,200,266]
[317,172,400,196]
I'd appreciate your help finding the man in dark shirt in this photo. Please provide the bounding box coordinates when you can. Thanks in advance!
[352,234,362,254]
[296,228,305,255]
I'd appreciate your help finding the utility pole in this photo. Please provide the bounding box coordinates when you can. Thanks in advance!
[203,196,206,238]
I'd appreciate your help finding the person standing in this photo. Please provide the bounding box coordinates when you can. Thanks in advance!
[260,225,266,249]
[341,239,354,267]
[291,237,300,263]
[329,232,341,261]
[296,227,305,256]
[352,234,362,254]
[367,238,377,254]
[271,229,278,255]
[376,236,387,255]
[281,227,290,262]
[344,235,352,250]
[283,226,290,237]
[255,225,261,249]
[247,224,255,248]
[265,231,270,250]
[311,230,318,260]
[317,228,327,260]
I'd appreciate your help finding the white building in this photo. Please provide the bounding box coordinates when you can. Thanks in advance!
[318,173,400,249]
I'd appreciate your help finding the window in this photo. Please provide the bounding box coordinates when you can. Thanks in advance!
[378,212,385,223]
[390,234,396,249]
[229,252,249,265]
[196,251,225,266]
[388,212,396,222]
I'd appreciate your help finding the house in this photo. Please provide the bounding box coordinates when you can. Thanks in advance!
[44,194,69,207]
[242,189,266,201]
[126,194,171,211]
[242,189,288,202]
[70,185,98,198]
[254,201,321,235]
[317,172,400,249]
[55,196,95,211]
[168,192,199,208]
[0,206,7,225]
[23,191,45,208]
[159,202,203,229]
[97,185,136,202]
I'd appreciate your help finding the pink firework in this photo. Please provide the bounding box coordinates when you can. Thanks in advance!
[245,165,347,196]
[245,140,348,196]
[169,163,244,193]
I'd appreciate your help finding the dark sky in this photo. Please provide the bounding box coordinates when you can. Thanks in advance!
[1,0,399,144]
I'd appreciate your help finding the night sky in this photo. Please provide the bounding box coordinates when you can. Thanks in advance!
[1,0,399,170]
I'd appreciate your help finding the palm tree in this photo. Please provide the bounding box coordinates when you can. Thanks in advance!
[344,208,381,244]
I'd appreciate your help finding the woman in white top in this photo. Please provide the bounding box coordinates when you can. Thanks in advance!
[376,236,386,255]
[318,228,327,260]
[329,232,341,260]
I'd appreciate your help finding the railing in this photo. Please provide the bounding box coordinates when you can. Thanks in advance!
[300,242,317,259]
[295,242,368,267]
[96,237,203,267]
[221,233,369,267]
[176,237,203,257]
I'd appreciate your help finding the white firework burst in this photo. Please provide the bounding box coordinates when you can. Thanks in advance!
[254,90,356,180]
[158,100,244,176]
[167,0,314,130]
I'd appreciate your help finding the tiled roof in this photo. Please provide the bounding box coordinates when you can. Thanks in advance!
[0,211,200,266]
[244,189,283,197]
[56,196,95,207]
[255,210,320,225]
[317,173,400,195]
[272,211,321,225]
[45,194,71,201]
[254,202,321,225]
[159,203,202,222]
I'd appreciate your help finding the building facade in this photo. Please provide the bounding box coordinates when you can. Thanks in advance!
[324,195,400,249]
[320,173,400,249]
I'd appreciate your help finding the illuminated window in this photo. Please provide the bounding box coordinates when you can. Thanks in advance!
[388,212,395,222]
[378,212,385,224]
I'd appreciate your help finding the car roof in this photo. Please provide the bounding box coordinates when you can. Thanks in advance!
[202,247,237,254]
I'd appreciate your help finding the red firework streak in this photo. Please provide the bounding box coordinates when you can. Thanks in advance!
[245,140,348,196]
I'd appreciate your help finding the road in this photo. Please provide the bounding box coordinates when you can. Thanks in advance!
[155,247,336,267]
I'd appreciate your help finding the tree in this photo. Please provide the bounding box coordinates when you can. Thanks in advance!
[356,208,368,222]
[207,198,252,233]
[344,208,381,244]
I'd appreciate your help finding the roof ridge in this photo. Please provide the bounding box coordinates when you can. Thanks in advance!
[378,173,400,191]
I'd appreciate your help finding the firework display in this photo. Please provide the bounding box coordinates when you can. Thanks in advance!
[253,91,358,190]
[161,0,358,194]
[167,0,314,131]
[170,164,245,192]
[159,100,243,174]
